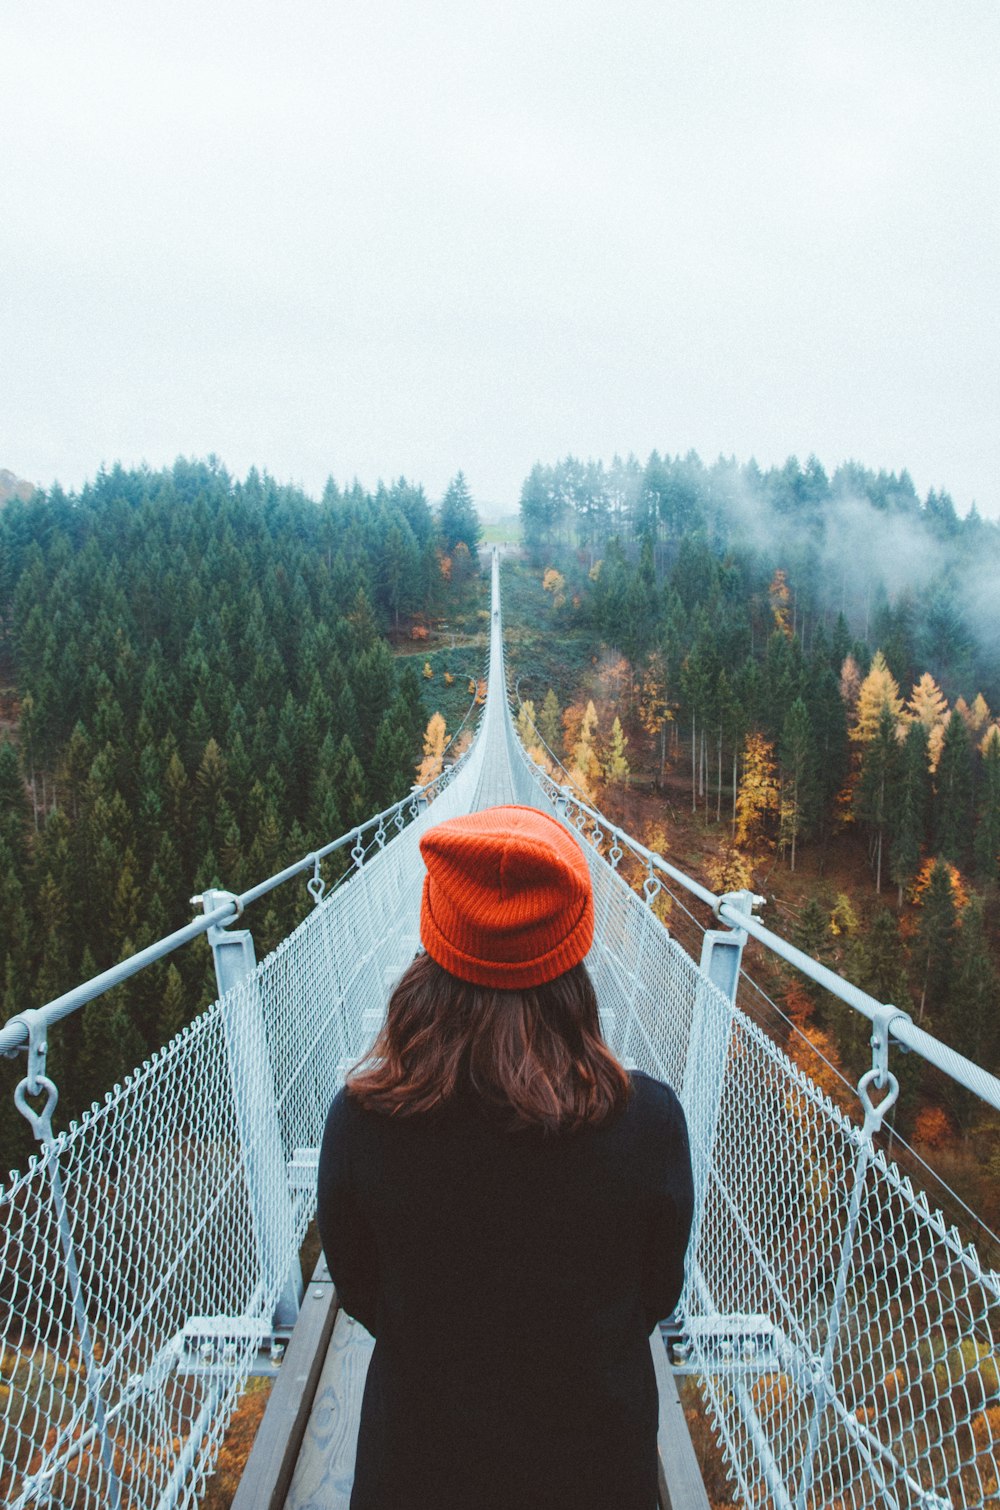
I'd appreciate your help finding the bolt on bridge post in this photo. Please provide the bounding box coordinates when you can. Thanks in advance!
[196,890,303,1330]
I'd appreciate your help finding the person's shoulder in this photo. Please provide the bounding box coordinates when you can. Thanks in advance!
[628,1070,686,1130]
[322,1084,368,1142]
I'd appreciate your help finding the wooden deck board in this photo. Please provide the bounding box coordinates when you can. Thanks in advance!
[231,1258,339,1510]
[283,1309,375,1510]
[650,1331,711,1510]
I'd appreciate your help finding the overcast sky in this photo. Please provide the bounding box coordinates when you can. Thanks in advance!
[3,0,998,514]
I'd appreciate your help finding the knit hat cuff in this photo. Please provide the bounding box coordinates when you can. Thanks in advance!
[420,873,594,989]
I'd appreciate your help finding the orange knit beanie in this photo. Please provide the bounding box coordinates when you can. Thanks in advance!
[419,804,594,989]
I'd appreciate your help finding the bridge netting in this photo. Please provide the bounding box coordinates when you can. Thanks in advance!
[1,553,997,1509]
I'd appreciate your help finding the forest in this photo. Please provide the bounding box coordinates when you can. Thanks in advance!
[0,458,484,1172]
[510,449,1000,1238]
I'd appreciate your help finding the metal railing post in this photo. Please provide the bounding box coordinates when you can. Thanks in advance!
[682,892,757,1257]
[197,890,303,1330]
[698,889,758,1004]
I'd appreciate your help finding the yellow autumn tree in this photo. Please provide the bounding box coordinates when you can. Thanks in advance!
[542,567,566,609]
[735,733,779,850]
[956,693,991,738]
[981,724,1000,758]
[769,568,792,637]
[906,672,948,731]
[572,700,602,781]
[851,651,903,743]
[602,716,630,785]
[416,712,447,787]
[927,711,950,775]
[639,649,672,778]
[839,655,862,719]
[516,700,538,748]
[564,699,601,800]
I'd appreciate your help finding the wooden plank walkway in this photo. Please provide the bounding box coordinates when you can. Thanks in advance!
[236,1277,709,1509]
[284,1310,374,1509]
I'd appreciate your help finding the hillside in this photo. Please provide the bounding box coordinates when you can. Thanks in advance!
[503,462,1000,1256]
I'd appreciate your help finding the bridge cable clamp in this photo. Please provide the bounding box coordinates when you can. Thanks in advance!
[857,1002,911,1139]
[191,890,245,923]
[11,1007,59,1142]
[713,890,765,925]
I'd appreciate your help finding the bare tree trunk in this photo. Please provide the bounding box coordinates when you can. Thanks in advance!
[691,714,697,812]
[716,731,723,822]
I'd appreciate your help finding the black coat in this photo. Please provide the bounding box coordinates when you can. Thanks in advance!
[316,1072,694,1510]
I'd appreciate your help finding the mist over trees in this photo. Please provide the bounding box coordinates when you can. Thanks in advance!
[521,450,999,700]
[0,457,481,1170]
[515,448,1000,1148]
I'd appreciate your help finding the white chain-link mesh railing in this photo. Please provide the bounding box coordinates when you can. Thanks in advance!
[2,550,998,1508]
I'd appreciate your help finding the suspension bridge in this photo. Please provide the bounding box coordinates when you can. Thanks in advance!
[1,550,998,1509]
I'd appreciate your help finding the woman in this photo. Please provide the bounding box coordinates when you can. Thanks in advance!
[317,804,694,1510]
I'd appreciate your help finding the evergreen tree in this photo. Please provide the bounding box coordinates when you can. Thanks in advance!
[856,704,901,892]
[538,689,561,754]
[438,473,481,556]
[779,697,818,870]
[934,710,973,865]
[914,860,958,1023]
[974,729,1000,885]
[891,720,930,904]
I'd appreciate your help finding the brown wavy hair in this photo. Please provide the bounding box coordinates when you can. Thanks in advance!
[346,952,630,1132]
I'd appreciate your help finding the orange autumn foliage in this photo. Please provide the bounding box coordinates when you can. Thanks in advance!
[201,1378,272,1508]
[909,857,969,911]
[912,1104,953,1149]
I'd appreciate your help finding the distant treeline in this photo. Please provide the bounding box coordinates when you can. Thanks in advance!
[521,451,1000,700]
[0,458,482,1169]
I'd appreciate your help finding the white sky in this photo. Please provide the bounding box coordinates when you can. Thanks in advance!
[2,0,998,514]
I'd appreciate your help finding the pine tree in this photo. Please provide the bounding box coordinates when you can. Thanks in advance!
[438,473,481,556]
[856,704,902,892]
[973,728,1000,885]
[332,734,368,829]
[779,698,818,870]
[914,859,958,1023]
[943,894,998,1062]
[934,710,973,865]
[538,689,561,754]
[891,720,930,904]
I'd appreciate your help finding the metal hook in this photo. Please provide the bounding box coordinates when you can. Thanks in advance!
[10,1009,59,1143]
[307,854,326,906]
[858,1068,899,1140]
[14,1075,59,1144]
[857,1003,910,1138]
